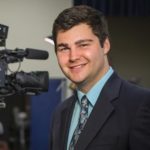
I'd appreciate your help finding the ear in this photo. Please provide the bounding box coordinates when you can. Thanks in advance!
[103,38,110,54]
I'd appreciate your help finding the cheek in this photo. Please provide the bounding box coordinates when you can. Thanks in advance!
[86,48,103,61]
[57,54,67,68]
[89,49,105,68]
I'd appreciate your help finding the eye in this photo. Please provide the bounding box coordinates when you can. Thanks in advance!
[57,47,69,52]
[79,43,90,48]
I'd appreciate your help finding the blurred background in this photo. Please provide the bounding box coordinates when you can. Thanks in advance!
[0,0,150,150]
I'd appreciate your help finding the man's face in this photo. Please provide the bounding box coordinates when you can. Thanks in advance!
[56,23,110,92]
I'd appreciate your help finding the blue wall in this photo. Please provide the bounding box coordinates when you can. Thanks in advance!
[30,78,66,150]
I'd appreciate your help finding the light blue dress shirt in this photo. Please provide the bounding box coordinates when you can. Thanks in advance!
[67,67,114,149]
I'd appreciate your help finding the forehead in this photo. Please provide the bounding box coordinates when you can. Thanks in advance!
[56,23,95,45]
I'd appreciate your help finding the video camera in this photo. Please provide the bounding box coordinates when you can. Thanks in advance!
[0,24,49,106]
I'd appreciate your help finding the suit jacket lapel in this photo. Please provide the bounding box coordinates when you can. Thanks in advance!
[75,72,122,150]
[59,93,77,150]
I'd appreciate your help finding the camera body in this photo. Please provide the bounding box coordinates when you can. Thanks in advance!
[0,24,49,102]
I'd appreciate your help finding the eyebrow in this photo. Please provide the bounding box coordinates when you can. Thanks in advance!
[56,39,93,49]
[75,39,93,45]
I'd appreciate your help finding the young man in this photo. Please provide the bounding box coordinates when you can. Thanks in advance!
[50,5,150,150]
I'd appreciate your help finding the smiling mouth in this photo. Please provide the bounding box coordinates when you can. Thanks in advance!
[69,64,86,71]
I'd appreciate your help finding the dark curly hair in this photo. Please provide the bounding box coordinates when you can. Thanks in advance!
[52,5,109,51]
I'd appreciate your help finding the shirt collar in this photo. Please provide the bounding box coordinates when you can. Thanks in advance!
[77,67,114,106]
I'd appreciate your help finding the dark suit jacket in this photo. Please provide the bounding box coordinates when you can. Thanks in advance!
[50,72,150,150]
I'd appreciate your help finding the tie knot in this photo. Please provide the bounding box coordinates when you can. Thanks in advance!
[81,95,89,109]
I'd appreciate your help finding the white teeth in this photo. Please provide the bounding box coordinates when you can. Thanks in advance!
[72,65,82,69]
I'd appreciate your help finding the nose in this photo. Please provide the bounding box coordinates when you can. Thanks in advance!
[69,48,80,62]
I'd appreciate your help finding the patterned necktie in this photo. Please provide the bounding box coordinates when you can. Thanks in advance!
[69,95,89,150]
